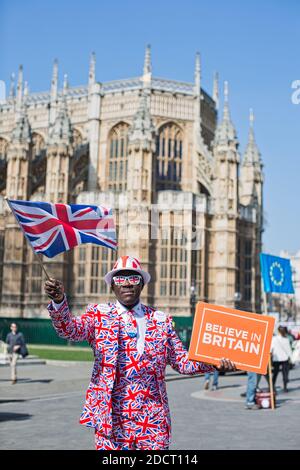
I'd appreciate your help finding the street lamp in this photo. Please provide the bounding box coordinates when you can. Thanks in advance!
[190,284,196,316]
[234,292,242,309]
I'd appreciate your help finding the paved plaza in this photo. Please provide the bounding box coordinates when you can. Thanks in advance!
[0,360,299,450]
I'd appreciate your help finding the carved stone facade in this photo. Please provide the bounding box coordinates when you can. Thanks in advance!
[0,47,264,317]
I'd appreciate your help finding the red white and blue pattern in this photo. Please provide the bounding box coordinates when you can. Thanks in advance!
[105,255,151,285]
[47,300,214,450]
[8,199,117,258]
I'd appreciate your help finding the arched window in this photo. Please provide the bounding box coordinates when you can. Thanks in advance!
[73,128,83,148]
[25,251,43,296]
[74,244,115,297]
[0,138,8,194]
[0,137,8,160]
[30,133,46,195]
[156,123,183,190]
[31,133,45,159]
[107,122,129,192]
[71,128,88,196]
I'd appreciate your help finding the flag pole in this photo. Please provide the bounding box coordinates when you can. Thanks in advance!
[4,197,51,281]
[262,289,275,410]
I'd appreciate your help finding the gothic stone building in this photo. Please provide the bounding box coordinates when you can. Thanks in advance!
[0,47,264,318]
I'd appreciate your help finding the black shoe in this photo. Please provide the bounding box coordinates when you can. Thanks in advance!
[240,392,246,397]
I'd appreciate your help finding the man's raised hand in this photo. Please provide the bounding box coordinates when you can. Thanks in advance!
[216,358,237,372]
[44,278,65,303]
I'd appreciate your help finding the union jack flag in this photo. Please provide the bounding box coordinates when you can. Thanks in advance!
[7,199,117,258]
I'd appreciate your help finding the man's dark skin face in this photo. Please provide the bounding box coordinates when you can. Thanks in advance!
[111,270,144,308]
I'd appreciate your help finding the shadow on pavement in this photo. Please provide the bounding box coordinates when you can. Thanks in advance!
[275,398,293,405]
[217,384,242,390]
[0,412,32,423]
[0,379,53,384]
[16,379,53,384]
[167,372,247,383]
[18,379,53,384]
[0,399,26,404]
[288,377,300,383]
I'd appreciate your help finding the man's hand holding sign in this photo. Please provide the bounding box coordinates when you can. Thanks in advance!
[215,358,236,372]
[188,302,275,375]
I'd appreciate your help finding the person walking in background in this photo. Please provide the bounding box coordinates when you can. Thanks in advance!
[256,372,269,392]
[240,373,268,399]
[245,371,260,410]
[204,369,219,391]
[284,327,295,349]
[6,323,26,384]
[271,325,293,393]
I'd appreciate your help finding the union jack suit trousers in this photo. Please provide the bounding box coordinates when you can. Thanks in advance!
[47,300,214,450]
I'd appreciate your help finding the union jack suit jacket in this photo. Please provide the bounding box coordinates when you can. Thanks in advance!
[47,299,214,438]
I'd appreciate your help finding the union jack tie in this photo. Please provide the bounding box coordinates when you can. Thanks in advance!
[126,309,138,339]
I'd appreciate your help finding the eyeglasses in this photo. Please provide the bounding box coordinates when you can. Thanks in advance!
[113,275,142,286]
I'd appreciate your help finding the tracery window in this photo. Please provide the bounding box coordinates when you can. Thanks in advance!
[30,133,46,195]
[157,216,188,298]
[0,138,8,193]
[73,128,83,148]
[244,239,252,302]
[0,138,8,160]
[107,122,129,192]
[75,244,116,297]
[25,251,43,296]
[71,129,88,196]
[156,123,183,190]
[90,246,115,295]
[31,133,45,159]
[77,245,87,294]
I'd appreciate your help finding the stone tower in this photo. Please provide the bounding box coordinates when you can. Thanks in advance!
[2,65,32,316]
[125,46,157,302]
[239,109,264,312]
[43,83,74,297]
[209,81,240,307]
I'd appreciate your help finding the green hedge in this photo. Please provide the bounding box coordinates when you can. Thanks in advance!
[0,317,89,347]
[0,315,193,348]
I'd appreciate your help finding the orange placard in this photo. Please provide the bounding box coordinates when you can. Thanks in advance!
[188,302,275,374]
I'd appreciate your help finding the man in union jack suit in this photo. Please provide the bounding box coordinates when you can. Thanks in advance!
[45,255,235,450]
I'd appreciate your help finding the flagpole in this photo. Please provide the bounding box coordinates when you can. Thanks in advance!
[262,288,275,410]
[5,197,51,281]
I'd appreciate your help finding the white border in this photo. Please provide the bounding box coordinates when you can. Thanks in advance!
[193,307,271,370]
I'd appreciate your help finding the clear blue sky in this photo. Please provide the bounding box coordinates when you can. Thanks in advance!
[1,0,299,255]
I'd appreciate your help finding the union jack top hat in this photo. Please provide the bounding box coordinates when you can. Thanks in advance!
[104,255,151,286]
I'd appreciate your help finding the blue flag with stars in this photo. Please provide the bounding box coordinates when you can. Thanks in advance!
[260,253,294,294]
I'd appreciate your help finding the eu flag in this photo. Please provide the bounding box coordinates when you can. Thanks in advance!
[260,253,294,294]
